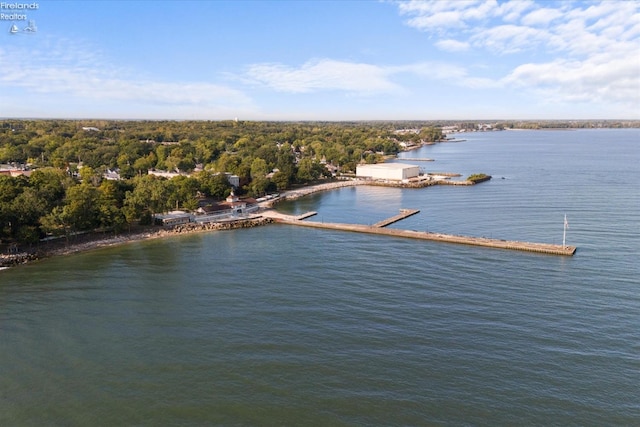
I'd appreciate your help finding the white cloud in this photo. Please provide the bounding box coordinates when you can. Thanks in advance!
[0,37,254,118]
[503,54,640,106]
[397,0,497,31]
[435,39,470,52]
[470,24,557,54]
[520,7,564,26]
[496,0,536,23]
[244,59,499,95]
[395,0,639,57]
[394,0,640,108]
[244,59,402,94]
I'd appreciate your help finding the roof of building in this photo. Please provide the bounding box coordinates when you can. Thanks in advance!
[357,163,420,170]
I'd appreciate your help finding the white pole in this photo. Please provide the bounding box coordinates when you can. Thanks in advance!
[563,214,567,248]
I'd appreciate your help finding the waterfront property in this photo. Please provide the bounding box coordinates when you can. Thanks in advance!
[154,192,260,226]
[153,211,192,227]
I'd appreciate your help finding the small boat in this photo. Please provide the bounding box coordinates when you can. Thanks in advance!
[9,24,19,34]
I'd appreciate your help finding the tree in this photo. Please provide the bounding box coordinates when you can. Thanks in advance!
[133,152,157,176]
[124,175,169,218]
[40,206,71,244]
[271,170,290,191]
[249,176,269,197]
[197,170,231,199]
[29,167,70,209]
[250,157,268,179]
[97,180,126,233]
[166,176,199,211]
[296,157,319,183]
[10,187,47,240]
[64,183,100,232]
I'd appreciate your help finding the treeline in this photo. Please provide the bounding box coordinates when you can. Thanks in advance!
[0,120,443,247]
[501,120,640,129]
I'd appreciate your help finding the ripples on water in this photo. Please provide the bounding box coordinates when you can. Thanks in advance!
[1,130,639,425]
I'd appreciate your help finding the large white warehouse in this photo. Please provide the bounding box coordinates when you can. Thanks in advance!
[356,163,421,181]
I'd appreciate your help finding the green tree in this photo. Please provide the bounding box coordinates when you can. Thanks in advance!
[249,176,269,197]
[40,206,71,244]
[97,180,126,233]
[124,175,169,220]
[64,183,100,232]
[133,152,157,176]
[271,170,290,191]
[166,176,199,211]
[250,158,269,179]
[29,167,70,209]
[296,157,319,183]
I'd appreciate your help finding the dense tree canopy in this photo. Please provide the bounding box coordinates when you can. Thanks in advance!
[0,119,449,246]
[2,118,636,248]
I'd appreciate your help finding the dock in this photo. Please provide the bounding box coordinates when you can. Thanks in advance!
[294,211,318,220]
[373,209,420,228]
[264,209,576,256]
[397,158,434,161]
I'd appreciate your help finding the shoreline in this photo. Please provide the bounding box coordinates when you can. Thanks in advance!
[1,176,480,270]
[1,181,362,270]
[0,217,275,270]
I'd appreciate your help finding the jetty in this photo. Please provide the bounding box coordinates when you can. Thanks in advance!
[263,209,576,256]
[294,211,318,220]
[373,209,420,227]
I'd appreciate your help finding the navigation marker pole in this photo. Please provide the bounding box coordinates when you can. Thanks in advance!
[563,214,569,248]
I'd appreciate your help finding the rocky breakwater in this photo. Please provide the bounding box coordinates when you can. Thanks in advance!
[170,217,274,234]
[1,252,39,267]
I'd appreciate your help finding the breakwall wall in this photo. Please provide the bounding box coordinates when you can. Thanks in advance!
[275,219,576,256]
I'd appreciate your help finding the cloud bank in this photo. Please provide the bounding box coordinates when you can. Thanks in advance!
[396,0,640,107]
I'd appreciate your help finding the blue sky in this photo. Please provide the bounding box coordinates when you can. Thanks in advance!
[1,0,639,120]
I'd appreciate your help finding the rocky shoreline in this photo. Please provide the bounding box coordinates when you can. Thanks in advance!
[0,217,274,269]
[1,181,361,270]
[1,176,486,270]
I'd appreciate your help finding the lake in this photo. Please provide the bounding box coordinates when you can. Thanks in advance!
[1,129,639,425]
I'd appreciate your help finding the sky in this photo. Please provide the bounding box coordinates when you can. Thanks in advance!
[1,0,639,120]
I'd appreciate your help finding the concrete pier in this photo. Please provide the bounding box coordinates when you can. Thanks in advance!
[264,210,576,256]
[294,211,318,220]
[373,209,420,228]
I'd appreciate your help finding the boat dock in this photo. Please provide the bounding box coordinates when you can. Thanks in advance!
[373,209,420,228]
[264,209,576,256]
[397,158,434,162]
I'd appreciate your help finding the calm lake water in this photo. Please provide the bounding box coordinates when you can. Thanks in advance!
[1,129,639,425]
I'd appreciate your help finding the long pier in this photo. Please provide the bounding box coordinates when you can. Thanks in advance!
[266,210,576,256]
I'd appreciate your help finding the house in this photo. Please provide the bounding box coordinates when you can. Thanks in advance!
[0,164,32,177]
[192,191,259,223]
[103,169,121,180]
[153,211,192,226]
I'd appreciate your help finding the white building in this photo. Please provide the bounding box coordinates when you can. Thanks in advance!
[154,211,192,226]
[356,163,421,182]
